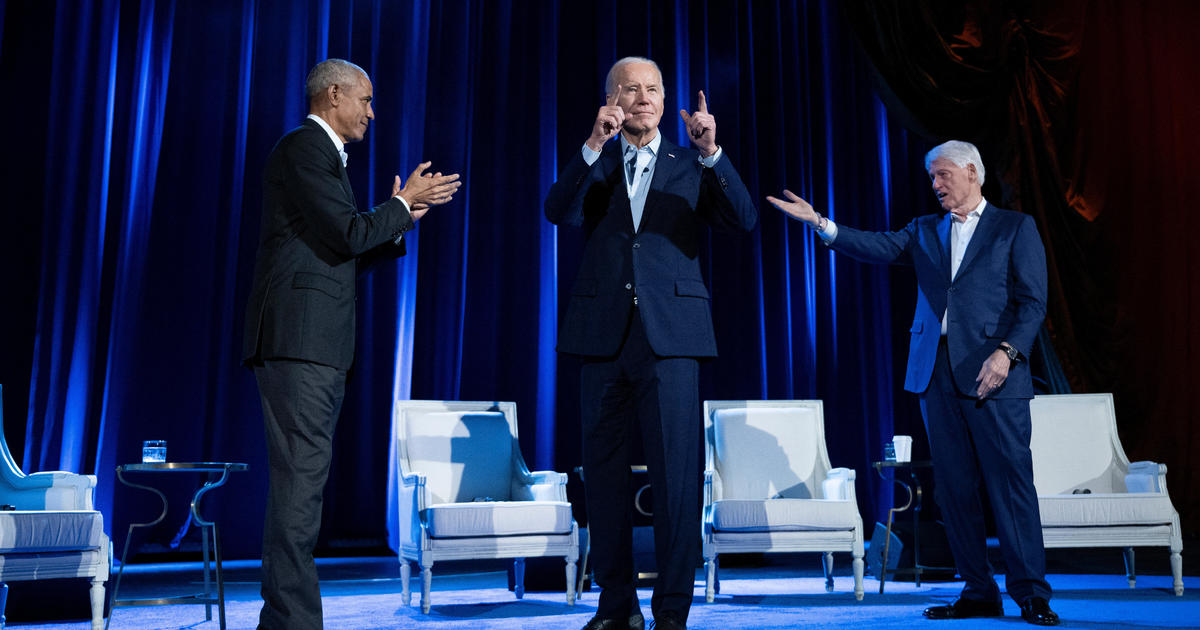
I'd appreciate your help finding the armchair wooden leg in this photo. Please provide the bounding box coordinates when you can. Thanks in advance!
[1122,547,1136,588]
[420,559,433,614]
[90,577,105,630]
[704,555,717,603]
[1171,550,1184,596]
[565,557,577,606]
[513,558,525,600]
[400,560,412,606]
[823,552,834,592]
[852,553,865,601]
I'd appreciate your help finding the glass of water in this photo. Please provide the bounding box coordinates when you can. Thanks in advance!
[142,440,167,463]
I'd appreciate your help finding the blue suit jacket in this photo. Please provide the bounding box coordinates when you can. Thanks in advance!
[544,138,757,358]
[831,204,1047,397]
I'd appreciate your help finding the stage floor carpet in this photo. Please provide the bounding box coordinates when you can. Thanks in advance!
[5,547,1198,629]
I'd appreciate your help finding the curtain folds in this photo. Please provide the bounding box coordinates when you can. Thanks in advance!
[843,0,1200,530]
[2,0,1077,559]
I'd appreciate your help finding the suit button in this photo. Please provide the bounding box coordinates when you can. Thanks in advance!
[625,283,633,290]
[633,243,641,249]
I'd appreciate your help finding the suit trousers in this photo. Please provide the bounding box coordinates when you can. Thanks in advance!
[920,338,1051,604]
[580,307,701,622]
[255,359,347,630]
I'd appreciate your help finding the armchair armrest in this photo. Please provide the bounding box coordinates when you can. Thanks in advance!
[0,471,97,510]
[1126,460,1168,493]
[512,470,568,502]
[398,472,428,549]
[703,469,715,508]
[822,467,857,501]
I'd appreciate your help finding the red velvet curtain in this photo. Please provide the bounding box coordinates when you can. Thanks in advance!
[843,0,1200,532]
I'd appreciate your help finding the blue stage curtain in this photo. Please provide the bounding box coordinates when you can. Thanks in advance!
[2,0,931,559]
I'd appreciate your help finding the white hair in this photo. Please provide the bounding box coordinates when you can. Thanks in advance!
[924,140,986,185]
[605,56,665,97]
[305,58,368,106]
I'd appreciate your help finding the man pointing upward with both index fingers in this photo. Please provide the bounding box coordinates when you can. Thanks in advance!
[546,56,756,630]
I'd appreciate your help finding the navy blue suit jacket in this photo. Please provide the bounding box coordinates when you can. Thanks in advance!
[544,138,756,358]
[831,204,1047,397]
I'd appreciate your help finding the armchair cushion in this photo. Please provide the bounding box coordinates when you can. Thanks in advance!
[711,406,828,501]
[1038,494,1179,528]
[405,411,513,504]
[0,510,105,554]
[424,500,573,538]
[711,499,859,532]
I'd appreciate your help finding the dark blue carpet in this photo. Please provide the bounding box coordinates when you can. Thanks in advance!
[7,553,1198,629]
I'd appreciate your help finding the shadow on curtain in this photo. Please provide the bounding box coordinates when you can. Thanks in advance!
[2,0,946,559]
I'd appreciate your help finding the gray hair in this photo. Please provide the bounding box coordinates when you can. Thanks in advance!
[605,56,665,97]
[305,58,368,106]
[924,140,986,185]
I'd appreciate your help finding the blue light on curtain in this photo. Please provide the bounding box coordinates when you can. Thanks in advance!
[8,1,932,558]
[534,3,561,472]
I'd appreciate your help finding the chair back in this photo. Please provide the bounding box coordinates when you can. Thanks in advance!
[705,400,831,501]
[395,401,519,505]
[1030,393,1130,495]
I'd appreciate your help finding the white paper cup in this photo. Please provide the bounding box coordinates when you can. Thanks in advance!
[892,435,913,463]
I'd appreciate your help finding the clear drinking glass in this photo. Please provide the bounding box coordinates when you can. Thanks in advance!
[142,440,167,463]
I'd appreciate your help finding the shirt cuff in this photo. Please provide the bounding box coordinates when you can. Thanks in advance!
[581,144,601,166]
[698,145,723,168]
[391,195,413,244]
[819,219,838,243]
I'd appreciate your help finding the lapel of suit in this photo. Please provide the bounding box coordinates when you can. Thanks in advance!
[600,141,634,232]
[955,203,998,279]
[642,137,680,229]
[339,160,356,206]
[937,213,954,281]
[303,118,356,206]
[648,137,680,193]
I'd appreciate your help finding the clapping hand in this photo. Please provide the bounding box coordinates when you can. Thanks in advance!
[395,162,461,221]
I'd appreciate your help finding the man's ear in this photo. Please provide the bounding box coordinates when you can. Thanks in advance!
[326,84,341,107]
[967,163,978,183]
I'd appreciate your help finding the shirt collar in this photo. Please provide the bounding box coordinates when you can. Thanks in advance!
[307,113,346,154]
[952,197,988,223]
[620,128,661,160]
[971,197,988,218]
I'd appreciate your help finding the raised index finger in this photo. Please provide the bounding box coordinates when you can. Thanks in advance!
[606,90,617,107]
[697,90,708,113]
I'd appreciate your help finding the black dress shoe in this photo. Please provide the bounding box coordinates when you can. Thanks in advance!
[923,597,1004,619]
[1020,597,1060,626]
[650,611,686,630]
[581,613,646,630]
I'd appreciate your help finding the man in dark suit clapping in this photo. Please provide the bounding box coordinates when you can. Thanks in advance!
[545,57,757,630]
[243,58,460,630]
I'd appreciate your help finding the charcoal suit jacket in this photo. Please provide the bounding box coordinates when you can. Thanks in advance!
[243,118,413,370]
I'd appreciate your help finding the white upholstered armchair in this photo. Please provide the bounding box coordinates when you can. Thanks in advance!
[0,384,110,630]
[1030,393,1183,595]
[702,400,865,602]
[391,400,578,613]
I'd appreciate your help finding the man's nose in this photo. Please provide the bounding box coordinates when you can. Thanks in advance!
[368,106,375,119]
